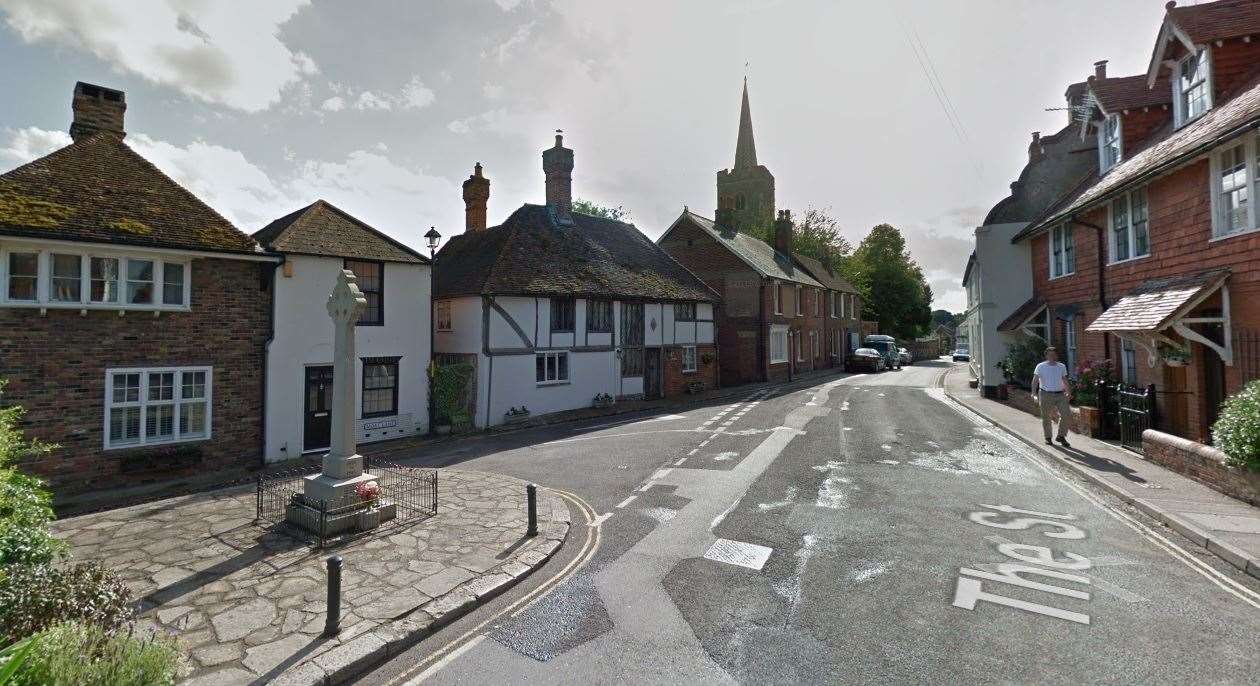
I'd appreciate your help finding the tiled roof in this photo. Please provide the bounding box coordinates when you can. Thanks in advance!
[434,204,718,302]
[1086,269,1229,332]
[1167,0,1260,43]
[793,252,857,293]
[1021,70,1260,239]
[0,132,257,254]
[1090,74,1171,113]
[254,200,427,264]
[997,298,1047,332]
[666,210,822,288]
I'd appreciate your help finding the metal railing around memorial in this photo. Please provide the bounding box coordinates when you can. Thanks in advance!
[255,458,438,548]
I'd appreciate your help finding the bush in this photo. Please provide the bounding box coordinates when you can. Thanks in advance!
[0,563,134,645]
[1213,380,1260,472]
[995,336,1046,388]
[1071,359,1117,408]
[7,621,183,686]
[0,381,63,568]
[430,363,474,425]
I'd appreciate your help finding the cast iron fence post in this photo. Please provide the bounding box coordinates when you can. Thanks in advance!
[526,483,538,537]
[323,555,342,637]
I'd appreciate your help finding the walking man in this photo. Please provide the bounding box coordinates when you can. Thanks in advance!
[1032,346,1072,447]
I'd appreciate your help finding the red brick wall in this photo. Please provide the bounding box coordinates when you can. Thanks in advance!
[0,257,271,498]
[1030,215,1108,370]
[1143,430,1260,507]
[1121,107,1170,152]
[663,344,719,397]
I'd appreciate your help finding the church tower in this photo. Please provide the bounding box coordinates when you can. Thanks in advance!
[716,77,774,233]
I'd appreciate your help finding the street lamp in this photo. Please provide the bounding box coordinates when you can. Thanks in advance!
[425,226,442,434]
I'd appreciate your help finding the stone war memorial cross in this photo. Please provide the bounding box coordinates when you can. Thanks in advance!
[288,269,396,533]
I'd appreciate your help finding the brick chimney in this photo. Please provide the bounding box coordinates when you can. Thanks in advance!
[774,209,793,256]
[70,82,126,142]
[1094,60,1108,80]
[462,162,490,233]
[542,130,574,224]
[1028,131,1043,162]
[715,206,736,231]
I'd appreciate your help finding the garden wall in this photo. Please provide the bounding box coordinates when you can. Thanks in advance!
[1142,430,1260,507]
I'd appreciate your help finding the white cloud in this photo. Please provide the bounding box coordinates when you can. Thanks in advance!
[447,120,471,134]
[0,127,460,246]
[399,76,435,109]
[355,91,392,111]
[0,0,314,112]
[482,83,504,100]
[488,21,536,64]
[0,126,71,168]
[320,96,346,111]
[493,0,523,10]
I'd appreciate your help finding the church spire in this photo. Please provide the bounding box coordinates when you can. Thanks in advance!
[733,76,758,169]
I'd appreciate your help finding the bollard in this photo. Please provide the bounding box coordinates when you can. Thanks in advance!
[526,483,538,537]
[323,555,342,637]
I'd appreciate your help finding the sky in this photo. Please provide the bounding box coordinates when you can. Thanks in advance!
[0,0,1174,312]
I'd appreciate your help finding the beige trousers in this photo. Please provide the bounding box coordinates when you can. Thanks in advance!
[1038,390,1071,440]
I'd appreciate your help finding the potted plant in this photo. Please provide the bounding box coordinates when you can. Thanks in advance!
[1071,359,1116,438]
[1160,344,1191,367]
[593,393,615,409]
[504,406,531,424]
[355,480,382,530]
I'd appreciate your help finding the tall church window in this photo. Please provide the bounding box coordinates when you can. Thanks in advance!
[736,195,746,210]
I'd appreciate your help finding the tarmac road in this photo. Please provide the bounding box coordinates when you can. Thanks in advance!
[358,360,1260,685]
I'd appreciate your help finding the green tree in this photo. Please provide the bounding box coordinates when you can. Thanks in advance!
[842,224,933,340]
[737,207,852,267]
[572,198,632,222]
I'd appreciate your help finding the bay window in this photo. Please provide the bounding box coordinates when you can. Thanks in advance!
[1174,48,1212,127]
[1049,224,1075,278]
[1,248,188,309]
[1099,114,1121,171]
[105,367,211,449]
[1109,187,1149,263]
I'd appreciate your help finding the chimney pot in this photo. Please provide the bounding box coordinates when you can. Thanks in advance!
[462,162,490,233]
[70,81,126,142]
[542,130,574,224]
[1094,60,1108,80]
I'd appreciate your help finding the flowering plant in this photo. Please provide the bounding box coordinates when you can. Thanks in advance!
[1070,359,1116,407]
[354,480,380,503]
[1214,381,1260,472]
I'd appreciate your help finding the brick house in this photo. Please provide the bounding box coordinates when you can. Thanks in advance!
[0,82,279,501]
[1005,0,1260,443]
[433,135,719,428]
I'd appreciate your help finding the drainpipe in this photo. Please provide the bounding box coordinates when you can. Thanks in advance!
[1072,217,1110,361]
[759,281,769,382]
[260,258,282,468]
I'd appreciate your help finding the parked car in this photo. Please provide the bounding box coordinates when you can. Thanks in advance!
[848,348,887,373]
[864,335,902,370]
[952,348,970,362]
[899,347,913,366]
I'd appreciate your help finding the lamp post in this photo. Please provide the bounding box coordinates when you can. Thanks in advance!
[424,227,442,435]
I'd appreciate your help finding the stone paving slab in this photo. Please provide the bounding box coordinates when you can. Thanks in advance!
[944,366,1260,580]
[53,469,570,685]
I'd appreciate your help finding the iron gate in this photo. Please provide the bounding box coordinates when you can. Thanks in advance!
[1117,384,1156,452]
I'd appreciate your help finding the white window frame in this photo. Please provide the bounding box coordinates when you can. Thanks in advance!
[435,300,453,331]
[796,330,805,362]
[681,345,697,373]
[772,280,781,314]
[1120,337,1138,385]
[795,285,803,316]
[1209,134,1259,240]
[1099,113,1122,172]
[535,351,569,386]
[814,289,821,316]
[1048,224,1075,279]
[1107,187,1151,264]
[1064,318,1078,377]
[0,244,191,311]
[769,325,788,364]
[811,330,819,359]
[1173,46,1213,129]
[103,366,212,450]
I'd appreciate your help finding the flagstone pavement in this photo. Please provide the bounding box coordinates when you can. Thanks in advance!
[52,469,570,685]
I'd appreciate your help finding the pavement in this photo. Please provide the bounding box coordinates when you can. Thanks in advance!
[52,469,569,685]
[357,360,1260,685]
[943,364,1260,580]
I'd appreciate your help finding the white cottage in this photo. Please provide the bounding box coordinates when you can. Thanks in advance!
[255,200,431,461]
[434,136,719,428]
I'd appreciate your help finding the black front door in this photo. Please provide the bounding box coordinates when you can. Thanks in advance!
[304,366,334,452]
[644,348,662,399]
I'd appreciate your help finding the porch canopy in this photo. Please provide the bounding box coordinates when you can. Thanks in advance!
[1086,268,1233,366]
[997,298,1048,338]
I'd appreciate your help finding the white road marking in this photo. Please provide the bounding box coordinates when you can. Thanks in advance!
[652,468,673,480]
[674,458,687,466]
[711,499,740,530]
[713,452,738,461]
[687,448,699,456]
[704,538,773,570]
[615,495,637,508]
[639,481,656,492]
[590,513,613,527]
[878,459,900,465]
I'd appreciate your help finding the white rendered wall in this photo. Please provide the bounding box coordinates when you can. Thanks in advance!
[264,254,431,462]
[972,222,1033,387]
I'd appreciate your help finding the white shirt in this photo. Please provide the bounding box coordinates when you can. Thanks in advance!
[1034,361,1069,392]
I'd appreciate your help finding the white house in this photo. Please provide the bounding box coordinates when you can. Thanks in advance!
[433,136,719,428]
[255,200,431,461]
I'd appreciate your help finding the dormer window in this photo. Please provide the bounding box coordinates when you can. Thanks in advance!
[1174,48,1212,127]
[1099,114,1122,172]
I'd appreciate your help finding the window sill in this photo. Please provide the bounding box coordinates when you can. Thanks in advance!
[1107,254,1151,267]
[1209,225,1260,243]
[436,328,453,333]
[104,436,209,451]
[1,301,191,312]
[536,380,570,387]
[1047,272,1076,281]
[550,329,575,334]
[362,411,398,420]
[682,369,698,375]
